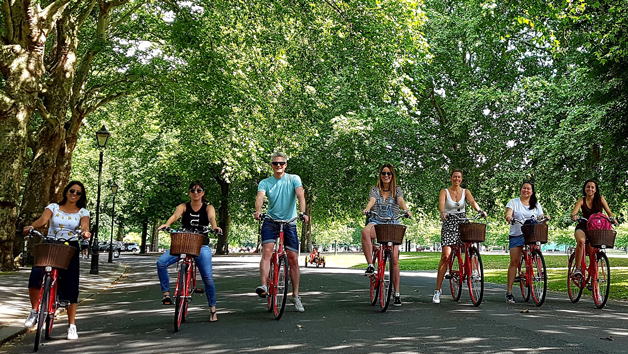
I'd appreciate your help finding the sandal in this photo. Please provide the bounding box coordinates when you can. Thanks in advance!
[210,310,218,322]
[162,295,172,305]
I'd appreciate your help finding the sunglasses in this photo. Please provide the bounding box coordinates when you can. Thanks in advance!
[271,161,286,166]
[381,172,392,176]
[69,189,83,196]
[189,189,204,193]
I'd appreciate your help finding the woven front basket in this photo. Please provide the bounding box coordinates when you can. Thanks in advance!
[459,223,486,243]
[586,229,617,248]
[374,224,407,245]
[34,243,76,270]
[522,223,548,244]
[170,232,205,256]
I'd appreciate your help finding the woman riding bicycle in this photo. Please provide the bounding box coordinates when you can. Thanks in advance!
[23,181,91,340]
[433,169,485,304]
[361,163,411,307]
[570,179,617,278]
[504,181,549,304]
[156,181,222,322]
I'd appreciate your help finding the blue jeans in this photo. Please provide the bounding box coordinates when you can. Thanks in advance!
[156,245,216,307]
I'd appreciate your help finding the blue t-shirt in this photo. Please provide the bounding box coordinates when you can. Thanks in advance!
[258,173,303,221]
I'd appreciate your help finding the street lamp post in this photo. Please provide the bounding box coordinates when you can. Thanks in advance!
[90,125,110,275]
[108,182,118,263]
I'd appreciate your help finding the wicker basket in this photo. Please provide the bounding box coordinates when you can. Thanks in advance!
[586,229,616,248]
[522,223,548,244]
[34,243,76,270]
[459,223,486,243]
[170,232,205,256]
[374,224,407,245]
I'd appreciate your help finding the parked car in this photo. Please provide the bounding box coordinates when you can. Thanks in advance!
[97,241,122,258]
[123,242,140,254]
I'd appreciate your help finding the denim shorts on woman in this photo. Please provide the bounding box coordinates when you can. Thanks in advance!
[261,219,299,252]
[509,235,525,249]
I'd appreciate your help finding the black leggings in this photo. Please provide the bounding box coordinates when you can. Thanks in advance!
[28,241,80,303]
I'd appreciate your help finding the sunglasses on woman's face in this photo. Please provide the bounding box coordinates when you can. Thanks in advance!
[271,161,286,166]
[69,189,83,196]
[381,172,392,176]
[190,189,204,193]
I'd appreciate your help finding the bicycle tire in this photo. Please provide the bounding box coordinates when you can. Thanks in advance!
[273,255,289,320]
[379,250,393,312]
[449,249,462,301]
[593,252,610,309]
[182,264,194,323]
[567,252,583,303]
[45,289,57,340]
[530,250,547,307]
[267,263,274,312]
[34,275,51,352]
[518,252,530,302]
[174,263,187,332]
[467,247,484,307]
[370,248,379,305]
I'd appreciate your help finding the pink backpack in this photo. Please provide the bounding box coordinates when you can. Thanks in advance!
[588,213,612,230]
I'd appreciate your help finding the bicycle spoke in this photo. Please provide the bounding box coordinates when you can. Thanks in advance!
[530,250,547,307]
[467,247,484,307]
[448,249,462,301]
[567,252,583,303]
[593,252,610,309]
[518,252,530,302]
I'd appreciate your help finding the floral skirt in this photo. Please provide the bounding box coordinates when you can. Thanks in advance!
[441,213,468,246]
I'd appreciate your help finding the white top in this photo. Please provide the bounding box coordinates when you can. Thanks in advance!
[46,203,90,240]
[444,189,466,214]
[506,198,544,236]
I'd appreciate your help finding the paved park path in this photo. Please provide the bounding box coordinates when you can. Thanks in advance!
[2,254,627,353]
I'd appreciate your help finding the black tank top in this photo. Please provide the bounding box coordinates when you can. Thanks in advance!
[577,198,602,231]
[182,203,210,245]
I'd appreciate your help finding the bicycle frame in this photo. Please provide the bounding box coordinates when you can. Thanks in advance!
[267,223,287,312]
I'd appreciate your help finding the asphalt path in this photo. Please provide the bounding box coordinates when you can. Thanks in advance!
[3,255,628,354]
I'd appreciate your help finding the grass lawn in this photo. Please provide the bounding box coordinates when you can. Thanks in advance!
[352,251,628,301]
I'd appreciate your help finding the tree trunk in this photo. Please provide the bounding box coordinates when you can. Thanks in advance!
[214,176,230,255]
[150,220,160,252]
[140,219,148,254]
[300,190,313,253]
[116,223,124,242]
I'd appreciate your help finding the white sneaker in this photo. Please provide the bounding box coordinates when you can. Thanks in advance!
[433,290,441,304]
[24,309,38,328]
[290,296,305,312]
[67,324,78,340]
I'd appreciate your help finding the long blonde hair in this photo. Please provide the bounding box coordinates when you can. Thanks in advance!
[376,163,397,198]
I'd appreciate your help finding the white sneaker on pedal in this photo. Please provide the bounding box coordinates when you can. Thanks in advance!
[255,285,268,298]
[67,324,78,340]
[24,309,38,328]
[290,296,305,312]
[432,290,441,304]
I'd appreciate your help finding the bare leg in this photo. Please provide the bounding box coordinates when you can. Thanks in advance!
[67,303,77,325]
[435,246,452,291]
[287,250,300,297]
[259,243,274,286]
[574,229,586,270]
[361,224,376,264]
[29,288,40,310]
[392,245,400,293]
[507,246,523,293]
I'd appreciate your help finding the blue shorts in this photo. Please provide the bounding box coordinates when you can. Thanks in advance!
[261,219,299,253]
[509,235,525,249]
[368,218,400,226]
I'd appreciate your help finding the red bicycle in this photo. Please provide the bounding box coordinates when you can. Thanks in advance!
[512,215,549,306]
[446,213,486,307]
[27,229,83,352]
[567,217,616,309]
[365,211,409,312]
[164,227,220,332]
[259,213,305,320]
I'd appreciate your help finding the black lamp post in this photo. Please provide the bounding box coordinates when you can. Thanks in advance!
[90,125,110,275]
[108,182,118,263]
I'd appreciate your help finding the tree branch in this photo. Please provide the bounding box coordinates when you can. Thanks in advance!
[41,0,73,34]
[110,0,146,31]
[2,0,13,42]
[35,97,55,124]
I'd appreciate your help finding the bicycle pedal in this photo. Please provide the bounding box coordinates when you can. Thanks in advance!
[194,288,205,294]
[513,276,521,283]
[444,274,452,280]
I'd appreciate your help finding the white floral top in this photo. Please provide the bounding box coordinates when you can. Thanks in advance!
[46,203,90,240]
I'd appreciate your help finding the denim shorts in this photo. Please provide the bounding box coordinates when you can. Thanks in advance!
[368,218,400,226]
[261,219,299,253]
[509,235,525,249]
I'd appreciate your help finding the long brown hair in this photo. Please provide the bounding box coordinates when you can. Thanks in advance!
[376,164,397,198]
[582,179,602,211]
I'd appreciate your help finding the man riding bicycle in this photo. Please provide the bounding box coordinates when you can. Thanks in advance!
[254,152,310,312]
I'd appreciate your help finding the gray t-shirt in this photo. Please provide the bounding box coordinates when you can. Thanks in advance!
[369,186,404,218]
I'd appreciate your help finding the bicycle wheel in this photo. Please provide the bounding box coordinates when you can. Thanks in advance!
[593,252,610,309]
[174,263,187,332]
[34,275,51,352]
[530,250,547,307]
[379,250,393,312]
[448,249,462,301]
[567,252,583,303]
[182,266,194,323]
[467,247,484,307]
[272,255,289,320]
[45,289,57,340]
[267,264,274,312]
[370,249,379,305]
[518,252,530,302]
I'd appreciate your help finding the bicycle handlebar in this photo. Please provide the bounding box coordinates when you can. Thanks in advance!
[445,212,485,221]
[162,226,223,237]
[258,213,305,224]
[365,209,410,222]
[27,228,86,242]
[510,215,549,225]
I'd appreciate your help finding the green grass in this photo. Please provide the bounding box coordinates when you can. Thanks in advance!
[352,251,628,301]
